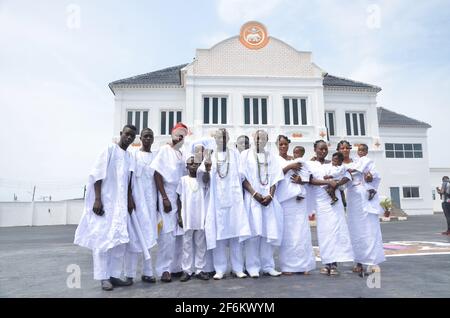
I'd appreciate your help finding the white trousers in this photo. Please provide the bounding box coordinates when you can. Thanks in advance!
[124,248,154,278]
[204,248,214,272]
[156,231,179,277]
[213,238,245,274]
[93,244,126,280]
[244,236,275,274]
[170,235,183,273]
[182,230,207,275]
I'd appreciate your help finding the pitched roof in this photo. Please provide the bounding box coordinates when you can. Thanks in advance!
[323,74,381,92]
[377,107,431,128]
[109,64,381,92]
[109,64,188,93]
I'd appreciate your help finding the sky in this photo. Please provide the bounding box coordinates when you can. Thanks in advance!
[1,0,449,201]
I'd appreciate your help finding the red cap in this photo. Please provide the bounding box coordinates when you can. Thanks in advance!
[172,122,188,132]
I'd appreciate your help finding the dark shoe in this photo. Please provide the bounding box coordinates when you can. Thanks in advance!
[141,275,156,283]
[170,271,183,278]
[296,196,304,201]
[110,276,132,287]
[368,189,377,201]
[125,277,134,284]
[196,271,210,280]
[101,279,113,291]
[161,271,172,282]
[180,272,192,282]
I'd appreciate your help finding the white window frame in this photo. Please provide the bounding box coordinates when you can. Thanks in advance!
[283,97,308,126]
[126,109,149,134]
[243,96,269,125]
[345,111,367,136]
[402,186,421,199]
[325,111,336,136]
[203,96,228,125]
[160,109,182,136]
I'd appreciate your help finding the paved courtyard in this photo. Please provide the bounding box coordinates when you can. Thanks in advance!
[1,214,449,298]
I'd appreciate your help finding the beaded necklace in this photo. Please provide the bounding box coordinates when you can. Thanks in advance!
[254,150,269,186]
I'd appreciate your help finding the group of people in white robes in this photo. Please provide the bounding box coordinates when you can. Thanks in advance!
[74,123,385,291]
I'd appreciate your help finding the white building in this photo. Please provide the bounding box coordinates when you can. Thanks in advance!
[109,22,434,215]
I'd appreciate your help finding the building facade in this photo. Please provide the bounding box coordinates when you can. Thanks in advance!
[109,22,434,215]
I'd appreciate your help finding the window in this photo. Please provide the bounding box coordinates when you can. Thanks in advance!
[403,186,420,198]
[385,143,423,159]
[325,112,336,136]
[203,96,227,124]
[283,98,307,125]
[244,97,268,125]
[160,110,182,135]
[345,112,366,136]
[127,110,149,134]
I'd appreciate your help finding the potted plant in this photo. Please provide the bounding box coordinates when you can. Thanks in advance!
[380,198,393,218]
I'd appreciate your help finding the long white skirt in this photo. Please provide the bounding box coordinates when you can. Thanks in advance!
[279,198,316,272]
[347,185,385,265]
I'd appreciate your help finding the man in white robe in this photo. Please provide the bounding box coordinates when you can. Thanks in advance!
[124,128,158,283]
[150,122,188,282]
[202,129,251,280]
[240,130,284,278]
[74,125,137,291]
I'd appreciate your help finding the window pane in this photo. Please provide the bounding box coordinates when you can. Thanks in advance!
[292,99,299,125]
[244,98,250,125]
[414,151,423,158]
[413,144,422,150]
[301,99,307,125]
[346,113,352,135]
[328,113,335,136]
[168,111,174,134]
[212,98,219,124]
[403,187,411,198]
[203,97,209,124]
[386,151,395,158]
[176,111,182,123]
[405,151,414,158]
[135,111,140,133]
[127,111,133,125]
[143,111,148,129]
[394,144,403,151]
[161,111,166,135]
[253,98,259,125]
[385,143,394,151]
[261,98,267,124]
[221,98,227,124]
[404,144,413,151]
[359,113,366,136]
[412,187,420,198]
[395,151,405,158]
[352,113,359,136]
[284,98,290,124]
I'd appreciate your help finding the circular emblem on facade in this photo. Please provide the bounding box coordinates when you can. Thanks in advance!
[239,21,269,50]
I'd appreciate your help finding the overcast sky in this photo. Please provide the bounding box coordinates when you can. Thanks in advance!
[1,0,449,201]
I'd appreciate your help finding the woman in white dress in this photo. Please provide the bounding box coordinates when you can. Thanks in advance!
[276,135,316,275]
[307,140,354,275]
[337,140,385,274]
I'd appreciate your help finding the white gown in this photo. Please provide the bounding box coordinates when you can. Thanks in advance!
[74,143,134,252]
[306,160,354,264]
[344,159,385,266]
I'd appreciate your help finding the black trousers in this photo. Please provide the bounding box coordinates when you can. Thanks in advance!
[442,202,450,231]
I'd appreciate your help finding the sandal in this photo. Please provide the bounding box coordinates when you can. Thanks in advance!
[320,266,330,275]
[352,264,363,273]
[329,265,340,276]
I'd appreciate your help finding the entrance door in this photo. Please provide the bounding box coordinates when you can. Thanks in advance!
[390,187,401,209]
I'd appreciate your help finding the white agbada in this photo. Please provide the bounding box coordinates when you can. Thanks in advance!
[74,143,134,252]
[344,159,385,266]
[277,156,316,273]
[202,147,251,250]
[307,160,354,264]
[240,148,284,245]
[150,144,184,234]
[127,150,158,252]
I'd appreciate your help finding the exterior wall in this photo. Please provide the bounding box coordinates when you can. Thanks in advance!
[377,126,433,215]
[0,200,84,227]
[430,168,450,212]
